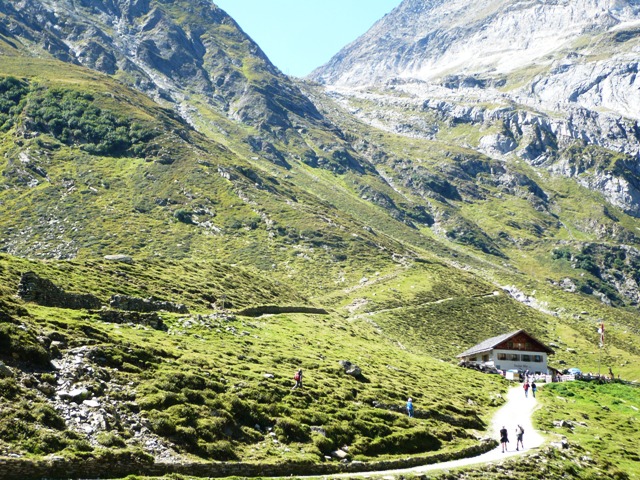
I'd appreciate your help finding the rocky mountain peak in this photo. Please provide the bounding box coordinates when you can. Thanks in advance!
[311,0,640,90]
[0,0,322,130]
[310,0,640,123]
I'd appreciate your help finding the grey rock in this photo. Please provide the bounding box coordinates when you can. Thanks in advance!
[480,134,517,156]
[0,361,13,378]
[338,360,362,377]
[17,271,102,310]
[310,426,326,436]
[331,449,348,459]
[103,254,133,263]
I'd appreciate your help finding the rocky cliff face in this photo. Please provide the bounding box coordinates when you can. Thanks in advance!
[310,0,640,216]
[311,0,640,119]
[0,0,323,130]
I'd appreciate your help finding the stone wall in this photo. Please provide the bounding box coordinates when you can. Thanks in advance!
[109,294,188,314]
[17,272,102,310]
[93,309,167,330]
[236,305,329,317]
[0,441,496,480]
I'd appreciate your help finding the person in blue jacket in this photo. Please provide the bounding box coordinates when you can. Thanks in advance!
[406,398,414,417]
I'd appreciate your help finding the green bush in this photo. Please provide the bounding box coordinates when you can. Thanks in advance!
[353,427,441,456]
[199,440,238,460]
[311,432,334,454]
[275,417,310,443]
[96,431,126,448]
[147,412,177,436]
[0,76,28,131]
[155,372,208,392]
[0,324,50,367]
[0,378,20,399]
[23,87,158,156]
[23,430,68,454]
[195,417,229,442]
[33,404,66,430]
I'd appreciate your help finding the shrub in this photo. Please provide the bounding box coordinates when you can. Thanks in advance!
[148,412,177,436]
[155,372,207,392]
[353,427,441,456]
[311,432,334,454]
[196,417,230,442]
[0,324,50,366]
[96,431,126,448]
[199,440,237,460]
[33,404,66,430]
[275,417,310,443]
[24,430,67,454]
[0,378,20,399]
[23,87,159,156]
[0,76,28,132]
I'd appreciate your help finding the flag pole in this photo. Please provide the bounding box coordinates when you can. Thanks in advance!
[597,322,604,377]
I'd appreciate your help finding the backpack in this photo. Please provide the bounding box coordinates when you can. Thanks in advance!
[294,372,301,381]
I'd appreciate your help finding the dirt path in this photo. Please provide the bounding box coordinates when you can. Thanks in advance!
[323,384,545,478]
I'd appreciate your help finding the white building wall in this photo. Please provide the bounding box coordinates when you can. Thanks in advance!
[463,349,548,374]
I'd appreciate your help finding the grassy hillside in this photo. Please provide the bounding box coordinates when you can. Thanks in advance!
[0,254,506,463]
[0,2,639,478]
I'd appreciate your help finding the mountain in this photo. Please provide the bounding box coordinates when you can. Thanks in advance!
[0,0,323,129]
[0,0,639,478]
[311,0,640,119]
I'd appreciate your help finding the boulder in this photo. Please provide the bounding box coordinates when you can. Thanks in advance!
[331,449,348,459]
[69,388,91,403]
[17,272,102,310]
[103,255,133,263]
[480,133,517,155]
[0,361,13,378]
[310,426,326,436]
[338,360,362,377]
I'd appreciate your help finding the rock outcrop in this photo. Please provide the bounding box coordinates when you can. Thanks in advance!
[309,0,640,216]
[95,309,167,331]
[0,0,324,131]
[17,272,102,310]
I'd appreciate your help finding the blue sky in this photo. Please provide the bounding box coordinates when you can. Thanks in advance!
[213,0,402,77]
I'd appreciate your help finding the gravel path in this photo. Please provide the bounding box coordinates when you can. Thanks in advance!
[324,384,545,478]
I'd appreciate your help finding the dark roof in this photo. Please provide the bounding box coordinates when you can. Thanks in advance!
[457,330,554,358]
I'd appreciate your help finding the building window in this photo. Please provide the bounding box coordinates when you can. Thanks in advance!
[497,353,507,360]
[521,354,531,362]
[533,355,543,363]
[482,354,489,362]
[470,356,477,362]
[509,354,519,361]
[507,342,514,349]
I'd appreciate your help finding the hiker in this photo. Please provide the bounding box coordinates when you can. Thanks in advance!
[515,424,524,450]
[531,381,537,398]
[523,381,530,398]
[500,425,509,453]
[406,398,414,417]
[292,368,303,390]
